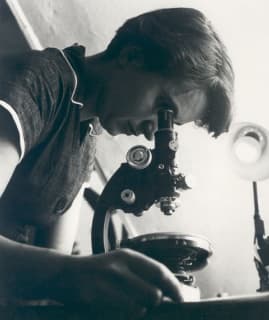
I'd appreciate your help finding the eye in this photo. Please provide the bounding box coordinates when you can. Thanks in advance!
[154,94,181,123]
[158,105,180,124]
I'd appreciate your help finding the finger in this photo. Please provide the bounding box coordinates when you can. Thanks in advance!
[92,278,148,319]
[122,249,184,303]
[106,264,163,308]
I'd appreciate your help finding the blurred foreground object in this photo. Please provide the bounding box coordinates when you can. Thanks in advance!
[228,122,269,181]
[228,122,269,291]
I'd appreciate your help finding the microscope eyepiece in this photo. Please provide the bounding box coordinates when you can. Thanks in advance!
[158,109,174,130]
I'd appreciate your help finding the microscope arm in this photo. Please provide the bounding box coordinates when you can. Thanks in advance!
[91,162,156,253]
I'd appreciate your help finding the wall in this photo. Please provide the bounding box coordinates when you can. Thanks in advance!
[6,0,269,298]
[0,0,29,55]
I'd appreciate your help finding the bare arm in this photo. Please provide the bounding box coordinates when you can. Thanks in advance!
[0,107,187,314]
[0,108,20,195]
[34,185,84,254]
[0,108,68,300]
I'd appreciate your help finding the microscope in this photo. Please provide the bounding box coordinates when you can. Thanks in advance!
[91,108,212,297]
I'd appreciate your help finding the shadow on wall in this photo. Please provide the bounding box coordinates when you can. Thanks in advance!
[0,0,29,56]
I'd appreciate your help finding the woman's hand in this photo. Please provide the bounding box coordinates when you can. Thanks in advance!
[56,248,186,316]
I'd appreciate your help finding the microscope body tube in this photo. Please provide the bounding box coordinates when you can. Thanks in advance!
[155,110,177,166]
[154,110,180,215]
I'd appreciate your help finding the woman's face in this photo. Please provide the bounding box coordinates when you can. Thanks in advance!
[96,62,207,140]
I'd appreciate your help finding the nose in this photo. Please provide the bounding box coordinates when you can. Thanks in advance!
[141,120,157,140]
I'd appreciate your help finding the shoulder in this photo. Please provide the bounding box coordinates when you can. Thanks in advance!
[0,48,75,87]
[0,48,75,158]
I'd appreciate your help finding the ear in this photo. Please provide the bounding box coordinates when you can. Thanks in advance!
[117,46,145,69]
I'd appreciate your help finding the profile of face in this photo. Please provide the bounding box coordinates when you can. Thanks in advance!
[97,48,207,140]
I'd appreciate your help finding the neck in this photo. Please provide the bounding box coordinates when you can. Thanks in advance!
[80,52,111,122]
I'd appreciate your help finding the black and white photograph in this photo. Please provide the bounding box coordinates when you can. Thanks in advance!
[0,0,269,319]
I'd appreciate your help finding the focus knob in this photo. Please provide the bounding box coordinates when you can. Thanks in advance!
[126,145,152,169]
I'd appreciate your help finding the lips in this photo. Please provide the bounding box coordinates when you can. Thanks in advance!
[127,122,154,140]
[128,122,138,136]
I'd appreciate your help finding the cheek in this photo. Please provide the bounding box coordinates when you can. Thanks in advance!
[180,91,207,123]
[135,88,160,116]
[192,95,207,120]
[106,81,159,119]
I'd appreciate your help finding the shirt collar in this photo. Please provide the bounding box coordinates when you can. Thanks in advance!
[61,44,86,108]
[61,44,102,136]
